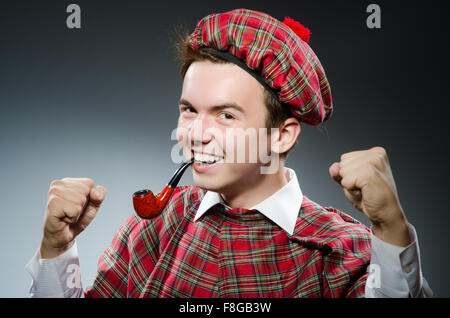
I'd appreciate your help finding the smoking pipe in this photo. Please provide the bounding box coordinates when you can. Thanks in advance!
[133,158,194,219]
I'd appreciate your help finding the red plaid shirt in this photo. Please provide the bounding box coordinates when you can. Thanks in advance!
[84,184,371,298]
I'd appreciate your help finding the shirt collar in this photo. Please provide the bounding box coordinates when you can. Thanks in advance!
[194,167,303,235]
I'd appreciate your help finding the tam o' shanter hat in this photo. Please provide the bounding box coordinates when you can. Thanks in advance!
[188,8,333,126]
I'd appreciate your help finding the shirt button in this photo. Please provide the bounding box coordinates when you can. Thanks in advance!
[403,263,412,273]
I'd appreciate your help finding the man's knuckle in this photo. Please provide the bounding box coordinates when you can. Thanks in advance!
[370,154,384,167]
[372,146,387,155]
[78,195,87,207]
[66,206,79,218]
[340,177,350,188]
[73,182,88,194]
[48,186,58,196]
[82,183,92,193]
[339,165,348,176]
[47,194,58,206]
[83,178,94,186]
[50,179,62,187]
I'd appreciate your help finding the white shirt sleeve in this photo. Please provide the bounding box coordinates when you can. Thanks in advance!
[365,223,433,298]
[25,242,84,298]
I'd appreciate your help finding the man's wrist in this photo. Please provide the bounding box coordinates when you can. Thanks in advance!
[371,213,411,247]
[40,239,75,259]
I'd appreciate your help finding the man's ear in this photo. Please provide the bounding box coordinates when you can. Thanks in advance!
[271,118,301,156]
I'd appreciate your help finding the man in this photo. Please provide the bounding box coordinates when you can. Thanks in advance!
[26,8,432,297]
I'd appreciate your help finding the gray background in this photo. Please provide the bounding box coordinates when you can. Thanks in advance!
[1,0,449,297]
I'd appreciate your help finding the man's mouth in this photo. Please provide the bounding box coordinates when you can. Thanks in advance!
[192,152,224,165]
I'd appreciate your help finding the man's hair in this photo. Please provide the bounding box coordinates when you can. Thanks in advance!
[174,29,298,158]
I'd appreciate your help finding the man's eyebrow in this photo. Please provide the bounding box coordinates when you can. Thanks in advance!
[179,98,245,113]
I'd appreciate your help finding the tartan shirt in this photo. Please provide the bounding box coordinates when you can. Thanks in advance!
[84,170,371,298]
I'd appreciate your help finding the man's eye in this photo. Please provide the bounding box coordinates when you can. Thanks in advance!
[219,112,235,120]
[181,106,195,113]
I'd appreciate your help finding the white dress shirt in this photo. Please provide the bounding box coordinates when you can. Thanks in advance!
[26,167,433,298]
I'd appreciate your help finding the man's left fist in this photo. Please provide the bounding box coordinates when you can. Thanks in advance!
[329,146,411,246]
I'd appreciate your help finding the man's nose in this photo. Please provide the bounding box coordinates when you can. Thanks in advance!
[188,116,214,146]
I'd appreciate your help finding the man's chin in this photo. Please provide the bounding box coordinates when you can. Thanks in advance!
[193,180,220,192]
[193,175,226,193]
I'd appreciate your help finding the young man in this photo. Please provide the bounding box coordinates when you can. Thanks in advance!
[27,9,431,297]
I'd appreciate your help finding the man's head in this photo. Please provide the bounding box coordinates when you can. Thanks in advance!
[176,42,301,194]
[173,9,332,195]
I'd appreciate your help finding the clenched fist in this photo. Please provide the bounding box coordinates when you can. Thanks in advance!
[40,178,107,259]
[329,147,411,247]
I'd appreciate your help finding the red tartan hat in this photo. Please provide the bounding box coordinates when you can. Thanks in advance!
[189,8,333,126]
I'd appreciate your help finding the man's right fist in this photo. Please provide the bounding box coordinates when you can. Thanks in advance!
[40,178,107,259]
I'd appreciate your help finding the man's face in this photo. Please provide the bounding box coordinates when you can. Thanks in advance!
[177,60,274,194]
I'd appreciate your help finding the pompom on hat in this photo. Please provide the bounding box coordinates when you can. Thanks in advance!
[188,8,332,126]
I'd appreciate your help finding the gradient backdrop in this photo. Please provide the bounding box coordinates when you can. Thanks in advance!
[1,0,449,297]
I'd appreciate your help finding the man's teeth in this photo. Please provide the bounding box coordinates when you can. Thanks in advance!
[194,153,223,164]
